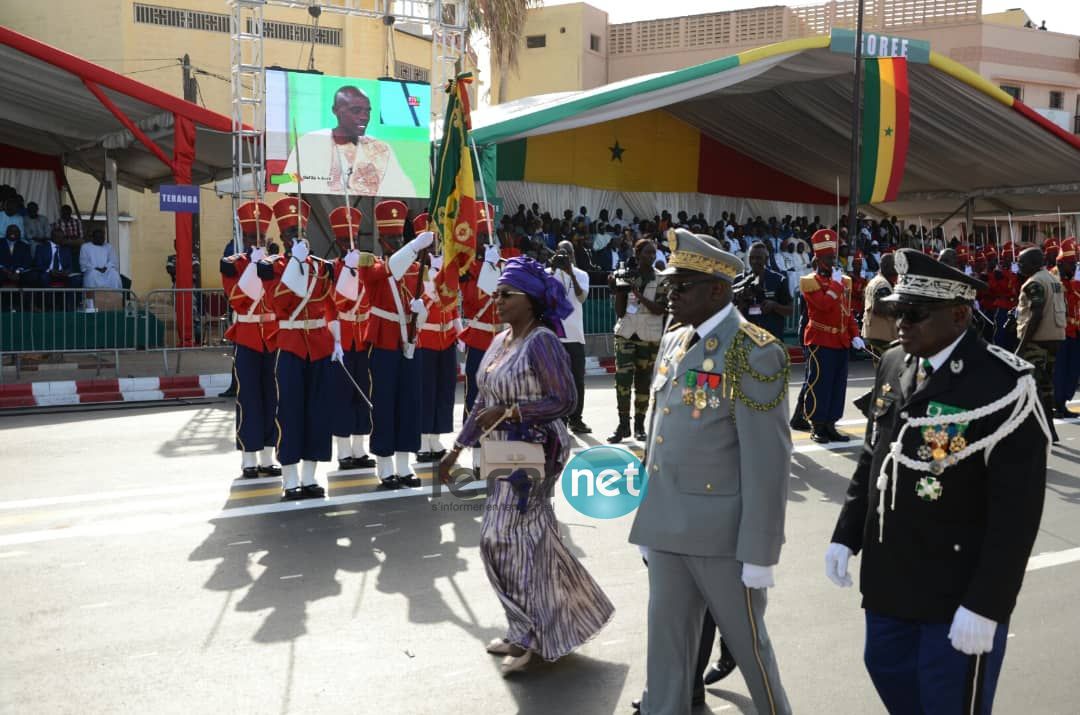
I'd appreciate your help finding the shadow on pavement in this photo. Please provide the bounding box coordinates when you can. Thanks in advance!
[788,450,859,504]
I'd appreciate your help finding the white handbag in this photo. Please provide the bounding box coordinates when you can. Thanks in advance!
[475,407,545,482]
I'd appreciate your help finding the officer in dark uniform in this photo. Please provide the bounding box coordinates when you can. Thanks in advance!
[733,241,793,340]
[826,249,1050,714]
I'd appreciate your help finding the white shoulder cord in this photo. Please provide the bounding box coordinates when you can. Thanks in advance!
[875,374,1052,543]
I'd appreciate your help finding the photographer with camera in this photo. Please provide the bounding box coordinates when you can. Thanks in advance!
[733,242,793,340]
[607,239,667,443]
[549,240,593,434]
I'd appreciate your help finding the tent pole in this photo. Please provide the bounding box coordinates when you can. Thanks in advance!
[846,0,866,247]
[60,169,85,226]
[88,179,105,225]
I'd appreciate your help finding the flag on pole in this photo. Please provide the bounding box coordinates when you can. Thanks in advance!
[859,57,910,205]
[430,73,478,295]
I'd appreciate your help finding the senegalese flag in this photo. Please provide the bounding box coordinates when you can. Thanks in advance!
[430,73,478,294]
[860,57,910,204]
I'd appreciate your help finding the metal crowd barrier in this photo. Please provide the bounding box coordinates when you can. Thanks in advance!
[0,288,139,380]
[143,288,231,373]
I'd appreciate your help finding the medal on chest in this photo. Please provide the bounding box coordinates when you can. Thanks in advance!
[912,402,970,499]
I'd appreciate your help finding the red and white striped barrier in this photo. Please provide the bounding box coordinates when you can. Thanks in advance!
[0,374,231,409]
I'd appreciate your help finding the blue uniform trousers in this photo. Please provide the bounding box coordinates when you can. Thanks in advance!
[418,346,457,435]
[865,611,1008,715]
[992,309,1016,351]
[802,344,848,423]
[328,347,372,437]
[369,347,421,456]
[463,345,485,419]
[234,344,277,451]
[1053,335,1080,409]
[274,350,332,465]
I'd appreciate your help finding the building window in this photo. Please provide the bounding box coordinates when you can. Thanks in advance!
[1000,85,1022,101]
[133,3,230,33]
[394,60,430,84]
[1049,90,1064,110]
[526,35,546,49]
[590,34,601,52]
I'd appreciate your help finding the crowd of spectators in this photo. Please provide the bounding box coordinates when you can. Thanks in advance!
[0,185,123,311]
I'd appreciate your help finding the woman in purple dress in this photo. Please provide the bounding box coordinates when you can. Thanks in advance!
[439,257,614,675]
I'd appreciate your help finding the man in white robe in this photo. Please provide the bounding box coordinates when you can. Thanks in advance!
[80,229,121,290]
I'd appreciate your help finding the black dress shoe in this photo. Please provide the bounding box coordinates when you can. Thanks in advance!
[703,649,737,685]
[789,414,811,431]
[827,424,851,442]
[810,426,831,443]
[300,483,326,499]
[630,700,641,713]
[281,487,304,501]
[338,457,356,471]
[351,454,376,469]
[415,451,435,463]
[568,420,592,434]
[432,449,447,460]
[241,467,259,479]
[258,464,282,476]
[378,476,400,490]
[397,474,422,488]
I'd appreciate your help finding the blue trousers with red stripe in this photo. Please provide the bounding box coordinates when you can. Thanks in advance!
[369,347,421,457]
[1053,335,1080,409]
[802,344,849,424]
[328,347,372,437]
[418,346,458,435]
[234,344,277,451]
[865,611,1008,715]
[274,350,332,465]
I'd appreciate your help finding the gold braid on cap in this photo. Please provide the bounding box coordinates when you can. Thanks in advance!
[668,251,739,279]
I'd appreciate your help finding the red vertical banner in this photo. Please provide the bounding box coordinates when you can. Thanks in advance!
[173,115,195,347]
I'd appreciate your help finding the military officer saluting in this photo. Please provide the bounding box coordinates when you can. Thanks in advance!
[630,230,793,715]
[826,249,1050,714]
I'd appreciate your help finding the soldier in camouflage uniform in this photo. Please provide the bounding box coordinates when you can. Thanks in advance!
[1016,247,1067,443]
[608,239,667,443]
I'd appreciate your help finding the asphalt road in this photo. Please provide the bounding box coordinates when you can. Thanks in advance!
[1,363,1078,714]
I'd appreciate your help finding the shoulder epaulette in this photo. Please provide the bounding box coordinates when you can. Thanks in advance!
[739,321,778,348]
[800,274,819,293]
[841,274,853,287]
[987,344,1034,372]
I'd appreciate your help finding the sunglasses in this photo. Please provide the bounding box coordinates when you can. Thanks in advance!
[889,302,961,324]
[664,277,717,295]
[493,288,527,300]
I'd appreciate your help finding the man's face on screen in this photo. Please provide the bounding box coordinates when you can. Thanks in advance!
[332,89,371,139]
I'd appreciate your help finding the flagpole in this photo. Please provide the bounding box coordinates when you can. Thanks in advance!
[470,137,495,246]
[846,0,867,248]
[335,147,355,251]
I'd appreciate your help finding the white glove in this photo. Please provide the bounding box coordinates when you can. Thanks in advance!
[410,298,426,314]
[831,267,844,283]
[457,339,466,353]
[741,563,775,589]
[344,249,360,269]
[331,341,345,364]
[408,231,434,252]
[825,543,854,587]
[429,254,443,271]
[948,606,997,655]
[1011,262,1020,274]
[484,244,502,264]
[291,239,309,261]
[852,336,866,351]
[964,265,973,276]
[250,247,266,263]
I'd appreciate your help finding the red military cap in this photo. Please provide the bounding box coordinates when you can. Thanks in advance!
[272,196,311,233]
[852,250,864,262]
[329,206,363,239]
[412,212,431,234]
[1057,237,1077,262]
[236,200,273,236]
[811,228,838,258]
[1044,238,1060,258]
[982,245,997,260]
[374,200,408,236]
[1001,241,1017,261]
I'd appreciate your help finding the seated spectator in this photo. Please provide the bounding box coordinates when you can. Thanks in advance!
[0,198,26,241]
[24,202,51,242]
[80,229,122,290]
[31,228,82,309]
[53,204,84,256]
[1,223,33,284]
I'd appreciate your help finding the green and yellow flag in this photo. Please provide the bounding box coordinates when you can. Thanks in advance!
[860,57,910,204]
[430,73,478,293]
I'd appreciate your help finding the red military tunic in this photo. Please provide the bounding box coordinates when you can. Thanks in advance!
[985,270,1019,311]
[332,258,371,352]
[800,272,859,349]
[849,272,867,322]
[221,253,277,352]
[459,277,501,351]
[260,256,337,360]
[357,258,422,351]
[1065,278,1080,339]
[417,265,460,351]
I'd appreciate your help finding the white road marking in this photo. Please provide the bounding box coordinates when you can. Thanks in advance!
[0,550,27,559]
[279,574,302,580]
[226,540,252,546]
[1026,547,1080,571]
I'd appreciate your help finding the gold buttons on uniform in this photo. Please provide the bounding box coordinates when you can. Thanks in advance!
[656,436,664,444]
[663,407,671,415]
[705,483,713,491]
[953,544,961,552]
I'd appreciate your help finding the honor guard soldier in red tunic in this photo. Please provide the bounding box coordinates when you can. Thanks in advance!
[358,200,433,488]
[413,212,460,463]
[1053,238,1080,417]
[459,205,503,418]
[1043,237,1060,269]
[799,228,864,443]
[328,205,376,471]
[220,200,280,479]
[258,197,338,500]
[990,242,1021,350]
[849,251,867,325]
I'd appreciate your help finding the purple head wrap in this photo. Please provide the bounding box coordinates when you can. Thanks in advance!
[498,256,575,338]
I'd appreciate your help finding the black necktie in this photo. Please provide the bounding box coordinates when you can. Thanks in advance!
[687,332,700,349]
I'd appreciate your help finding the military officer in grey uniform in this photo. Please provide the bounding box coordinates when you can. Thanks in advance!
[630,230,793,715]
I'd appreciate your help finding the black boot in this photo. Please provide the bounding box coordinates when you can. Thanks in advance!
[608,418,631,444]
[634,414,647,441]
[789,410,811,431]
[810,423,831,443]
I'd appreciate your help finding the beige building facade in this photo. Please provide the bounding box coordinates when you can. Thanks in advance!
[500,0,1080,136]
[1,0,445,293]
